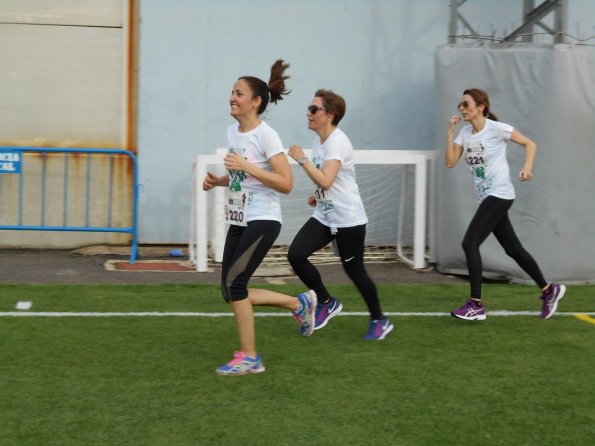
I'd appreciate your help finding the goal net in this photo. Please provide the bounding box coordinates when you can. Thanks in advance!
[189,149,435,272]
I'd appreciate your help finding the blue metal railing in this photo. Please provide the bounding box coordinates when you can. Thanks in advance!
[0,147,138,263]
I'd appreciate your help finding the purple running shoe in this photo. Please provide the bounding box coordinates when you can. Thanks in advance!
[451,299,486,321]
[314,297,343,330]
[540,283,566,319]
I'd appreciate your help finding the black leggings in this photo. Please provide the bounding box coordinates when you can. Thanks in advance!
[221,220,281,302]
[463,195,547,298]
[288,217,383,320]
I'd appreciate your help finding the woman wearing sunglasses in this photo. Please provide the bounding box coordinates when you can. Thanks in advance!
[202,60,317,376]
[287,89,394,340]
[445,88,565,321]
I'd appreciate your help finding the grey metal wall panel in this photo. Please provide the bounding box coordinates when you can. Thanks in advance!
[434,45,595,283]
[0,0,122,26]
[0,1,128,248]
[0,25,122,147]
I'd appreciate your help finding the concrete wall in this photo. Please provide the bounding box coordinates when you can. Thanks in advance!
[137,0,595,244]
[137,0,450,243]
[0,0,124,148]
[1,0,594,248]
[0,0,130,247]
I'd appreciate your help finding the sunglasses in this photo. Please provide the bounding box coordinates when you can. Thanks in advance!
[458,100,470,109]
[307,105,325,114]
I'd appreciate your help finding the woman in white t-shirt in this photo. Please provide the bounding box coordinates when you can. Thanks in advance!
[445,88,565,321]
[202,60,316,376]
[287,89,393,340]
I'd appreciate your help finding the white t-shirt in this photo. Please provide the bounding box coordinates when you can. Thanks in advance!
[226,121,284,223]
[310,128,368,229]
[454,119,515,203]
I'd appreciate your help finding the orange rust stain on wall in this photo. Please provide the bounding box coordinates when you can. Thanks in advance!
[126,0,138,153]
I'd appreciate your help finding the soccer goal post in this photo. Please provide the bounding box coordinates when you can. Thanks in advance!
[190,148,436,272]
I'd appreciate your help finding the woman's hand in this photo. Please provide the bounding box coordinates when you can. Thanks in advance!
[224,151,250,173]
[203,172,220,191]
[518,167,534,182]
[448,115,461,134]
[510,129,537,183]
[288,144,305,162]
[307,195,316,207]
[445,116,463,168]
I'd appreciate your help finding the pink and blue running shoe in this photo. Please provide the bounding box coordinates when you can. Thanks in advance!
[216,351,265,376]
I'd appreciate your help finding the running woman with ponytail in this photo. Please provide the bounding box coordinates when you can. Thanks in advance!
[203,60,316,376]
[445,88,565,321]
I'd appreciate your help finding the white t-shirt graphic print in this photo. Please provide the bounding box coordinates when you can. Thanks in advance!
[310,128,367,229]
[226,121,284,223]
[454,119,515,203]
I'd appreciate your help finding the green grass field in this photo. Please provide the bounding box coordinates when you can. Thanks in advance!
[1,283,594,446]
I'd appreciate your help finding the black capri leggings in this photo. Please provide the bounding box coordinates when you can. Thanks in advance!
[221,220,281,302]
[462,195,547,298]
[287,217,383,320]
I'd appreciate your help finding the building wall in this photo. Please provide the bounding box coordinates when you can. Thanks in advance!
[0,0,124,148]
[0,0,131,248]
[137,0,595,244]
[1,0,593,248]
[137,0,450,243]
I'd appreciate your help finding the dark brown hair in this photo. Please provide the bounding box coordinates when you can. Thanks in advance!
[463,88,499,121]
[314,89,346,126]
[239,59,291,115]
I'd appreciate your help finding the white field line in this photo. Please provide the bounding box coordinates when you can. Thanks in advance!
[0,311,593,317]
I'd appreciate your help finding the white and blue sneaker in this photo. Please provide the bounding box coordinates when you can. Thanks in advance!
[292,290,317,336]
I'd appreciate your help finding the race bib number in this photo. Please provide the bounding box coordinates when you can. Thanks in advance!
[314,187,334,214]
[225,191,248,226]
[464,142,486,167]
[464,142,487,179]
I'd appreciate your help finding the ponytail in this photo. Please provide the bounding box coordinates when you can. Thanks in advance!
[239,59,291,115]
[485,109,499,122]
[268,59,291,105]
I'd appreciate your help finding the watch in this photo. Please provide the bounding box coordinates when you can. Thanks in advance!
[297,157,308,166]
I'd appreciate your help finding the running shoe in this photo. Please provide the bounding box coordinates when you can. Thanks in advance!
[540,283,566,319]
[450,299,486,321]
[314,297,343,330]
[363,318,394,340]
[292,290,317,336]
[216,351,265,376]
